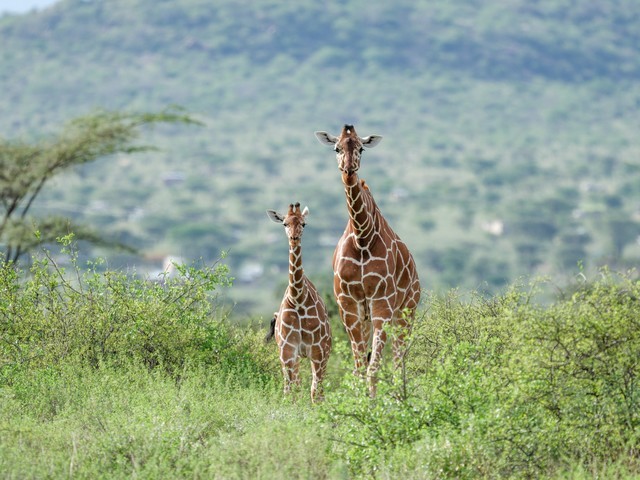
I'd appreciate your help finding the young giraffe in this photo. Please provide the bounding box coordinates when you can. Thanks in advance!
[315,125,421,397]
[266,202,332,402]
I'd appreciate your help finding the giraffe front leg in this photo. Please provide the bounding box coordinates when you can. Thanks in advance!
[367,318,388,398]
[338,298,369,376]
[368,298,395,398]
[392,307,414,370]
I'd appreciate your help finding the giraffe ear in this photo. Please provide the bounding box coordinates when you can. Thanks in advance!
[361,135,382,148]
[301,206,309,218]
[266,210,285,224]
[314,131,338,147]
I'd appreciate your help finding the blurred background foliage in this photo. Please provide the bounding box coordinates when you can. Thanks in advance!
[1,0,639,317]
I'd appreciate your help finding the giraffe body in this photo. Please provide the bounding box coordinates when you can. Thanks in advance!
[315,125,421,397]
[267,203,332,402]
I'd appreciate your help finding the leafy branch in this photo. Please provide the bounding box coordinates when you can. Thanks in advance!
[0,107,202,263]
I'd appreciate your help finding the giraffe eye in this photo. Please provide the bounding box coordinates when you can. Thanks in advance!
[334,145,340,152]
[301,223,306,228]
[359,147,364,153]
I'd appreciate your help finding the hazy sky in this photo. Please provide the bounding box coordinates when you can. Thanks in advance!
[0,0,59,14]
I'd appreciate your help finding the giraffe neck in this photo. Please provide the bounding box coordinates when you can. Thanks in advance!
[288,243,306,305]
[343,171,377,246]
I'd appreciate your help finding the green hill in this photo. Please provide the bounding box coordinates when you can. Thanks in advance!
[2,0,640,316]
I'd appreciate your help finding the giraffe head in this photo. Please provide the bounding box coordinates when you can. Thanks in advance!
[266,202,310,247]
[315,124,383,175]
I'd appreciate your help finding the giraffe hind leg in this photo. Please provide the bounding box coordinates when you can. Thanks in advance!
[362,313,372,367]
[280,345,300,396]
[310,354,329,403]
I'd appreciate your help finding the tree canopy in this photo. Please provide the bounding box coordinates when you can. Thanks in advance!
[0,108,200,262]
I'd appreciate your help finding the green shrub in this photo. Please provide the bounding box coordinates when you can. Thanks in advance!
[322,276,640,478]
[0,237,278,385]
[3,237,640,478]
[517,269,640,463]
[0,361,324,479]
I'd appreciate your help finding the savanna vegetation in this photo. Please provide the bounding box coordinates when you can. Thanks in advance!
[1,0,639,315]
[2,2,640,477]
[1,241,639,478]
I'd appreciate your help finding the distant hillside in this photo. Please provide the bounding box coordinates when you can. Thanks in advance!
[4,1,640,87]
[2,0,640,316]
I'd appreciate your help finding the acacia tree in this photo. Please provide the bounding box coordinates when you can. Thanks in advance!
[0,108,201,263]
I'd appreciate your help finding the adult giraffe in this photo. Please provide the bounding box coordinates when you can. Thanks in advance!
[266,202,332,402]
[315,125,421,397]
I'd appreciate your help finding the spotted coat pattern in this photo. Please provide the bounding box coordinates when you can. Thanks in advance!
[315,125,421,397]
[267,203,332,402]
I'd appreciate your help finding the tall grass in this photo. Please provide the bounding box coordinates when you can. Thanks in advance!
[1,362,338,479]
[1,242,639,478]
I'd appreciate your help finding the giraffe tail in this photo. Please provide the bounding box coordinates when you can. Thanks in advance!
[264,312,277,343]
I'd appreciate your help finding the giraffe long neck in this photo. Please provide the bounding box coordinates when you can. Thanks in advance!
[343,172,377,246]
[288,243,306,305]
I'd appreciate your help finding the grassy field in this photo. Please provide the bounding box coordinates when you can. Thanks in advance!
[2,243,639,478]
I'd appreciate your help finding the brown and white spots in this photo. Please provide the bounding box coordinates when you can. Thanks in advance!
[266,202,332,402]
[315,125,421,397]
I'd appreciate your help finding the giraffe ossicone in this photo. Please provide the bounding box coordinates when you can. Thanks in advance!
[266,202,332,403]
[315,125,421,397]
